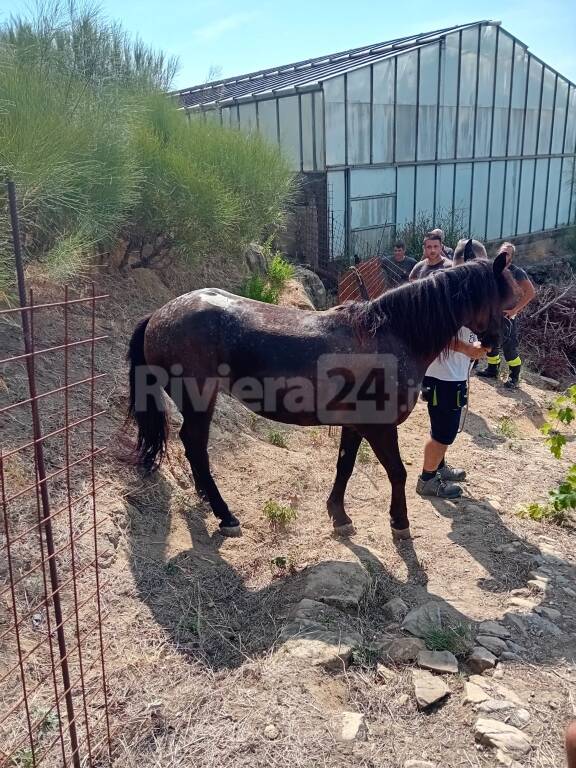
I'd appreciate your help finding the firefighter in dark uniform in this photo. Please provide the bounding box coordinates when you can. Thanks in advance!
[477,242,536,389]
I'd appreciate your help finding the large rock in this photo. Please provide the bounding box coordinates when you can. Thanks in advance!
[478,621,511,639]
[279,625,361,671]
[476,700,531,729]
[289,598,345,627]
[382,597,409,622]
[382,637,426,664]
[293,266,327,310]
[474,717,532,757]
[417,650,458,674]
[336,711,367,742]
[476,635,508,657]
[401,601,458,638]
[412,669,450,709]
[468,646,497,673]
[468,676,526,707]
[303,560,371,612]
[525,613,563,637]
[464,681,490,704]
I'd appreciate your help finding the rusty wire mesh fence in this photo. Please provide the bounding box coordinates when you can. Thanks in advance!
[1,182,112,767]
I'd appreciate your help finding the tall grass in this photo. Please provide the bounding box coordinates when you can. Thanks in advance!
[396,208,469,258]
[0,2,294,289]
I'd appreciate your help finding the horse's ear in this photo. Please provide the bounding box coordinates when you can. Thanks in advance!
[464,239,474,262]
[493,252,507,277]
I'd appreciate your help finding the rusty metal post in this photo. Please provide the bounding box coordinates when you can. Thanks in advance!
[7,180,81,768]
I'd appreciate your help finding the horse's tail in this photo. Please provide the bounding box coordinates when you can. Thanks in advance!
[126,315,169,472]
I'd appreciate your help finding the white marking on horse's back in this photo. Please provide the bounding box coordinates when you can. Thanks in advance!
[199,290,237,309]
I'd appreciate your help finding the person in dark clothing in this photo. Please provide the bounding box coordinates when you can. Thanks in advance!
[431,228,454,260]
[381,241,417,284]
[409,232,452,281]
[477,242,536,389]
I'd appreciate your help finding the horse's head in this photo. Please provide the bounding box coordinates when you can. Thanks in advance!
[467,252,518,349]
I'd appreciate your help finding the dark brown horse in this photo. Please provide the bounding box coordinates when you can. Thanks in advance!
[126,254,516,539]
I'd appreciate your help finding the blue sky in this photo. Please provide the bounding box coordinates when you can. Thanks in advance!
[3,0,576,88]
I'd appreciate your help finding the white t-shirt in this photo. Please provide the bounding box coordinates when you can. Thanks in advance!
[425,327,477,382]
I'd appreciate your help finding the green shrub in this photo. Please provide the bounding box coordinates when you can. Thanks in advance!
[357,440,373,464]
[240,251,294,304]
[422,621,473,658]
[518,502,570,526]
[498,416,518,439]
[267,429,288,448]
[396,207,469,258]
[263,500,297,529]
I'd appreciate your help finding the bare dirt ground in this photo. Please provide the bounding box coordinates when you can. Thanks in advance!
[2,264,576,768]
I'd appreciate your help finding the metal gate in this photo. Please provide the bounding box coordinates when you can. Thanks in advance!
[1,182,112,767]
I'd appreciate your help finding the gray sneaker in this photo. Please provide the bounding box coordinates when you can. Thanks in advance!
[416,474,463,499]
[438,463,467,482]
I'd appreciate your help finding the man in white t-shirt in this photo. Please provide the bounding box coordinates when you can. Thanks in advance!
[415,238,488,499]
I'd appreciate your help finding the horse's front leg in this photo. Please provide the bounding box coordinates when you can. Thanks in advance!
[362,424,410,539]
[327,426,362,536]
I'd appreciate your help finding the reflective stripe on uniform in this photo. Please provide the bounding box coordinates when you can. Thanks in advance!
[507,356,522,367]
[432,387,438,406]
[487,354,501,364]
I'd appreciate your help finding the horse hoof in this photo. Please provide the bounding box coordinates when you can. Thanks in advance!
[333,522,356,537]
[219,524,242,538]
[391,526,411,540]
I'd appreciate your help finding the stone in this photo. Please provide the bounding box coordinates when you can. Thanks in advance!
[525,614,562,637]
[506,615,528,636]
[412,669,450,709]
[464,681,490,704]
[507,596,538,611]
[417,650,458,674]
[476,700,530,728]
[495,749,524,767]
[376,664,398,683]
[280,627,361,671]
[382,597,409,622]
[478,621,511,639]
[337,711,367,742]
[468,646,497,673]
[264,724,279,740]
[535,606,561,622]
[474,717,532,757]
[563,587,576,599]
[527,578,548,592]
[476,635,508,656]
[289,598,345,626]
[293,266,328,310]
[501,652,521,662]
[383,637,426,664]
[509,588,531,598]
[303,560,371,612]
[403,762,436,768]
[506,641,527,655]
[401,601,458,638]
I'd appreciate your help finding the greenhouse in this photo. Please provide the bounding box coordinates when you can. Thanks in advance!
[178,21,576,266]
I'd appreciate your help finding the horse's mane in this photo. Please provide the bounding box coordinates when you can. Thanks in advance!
[346,261,505,359]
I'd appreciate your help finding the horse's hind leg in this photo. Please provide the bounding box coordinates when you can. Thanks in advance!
[327,426,362,536]
[178,387,241,537]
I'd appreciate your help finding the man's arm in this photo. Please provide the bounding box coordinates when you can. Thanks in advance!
[505,277,536,317]
[408,263,420,281]
[449,338,488,360]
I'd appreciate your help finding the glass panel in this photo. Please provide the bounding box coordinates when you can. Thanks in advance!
[457,27,479,158]
[523,58,542,155]
[470,162,489,239]
[557,158,574,225]
[475,25,497,158]
[324,76,346,166]
[327,170,346,259]
[278,96,301,169]
[351,226,394,259]
[435,163,455,218]
[564,86,576,155]
[415,165,435,220]
[418,44,439,161]
[492,32,513,157]
[396,166,416,226]
[545,158,562,229]
[257,100,278,145]
[454,162,472,222]
[538,69,556,154]
[347,68,371,165]
[350,168,395,198]
[502,160,521,237]
[314,92,325,168]
[396,51,417,162]
[552,80,568,154]
[351,197,395,229]
[238,102,257,132]
[300,93,314,170]
[372,58,394,163]
[531,158,548,230]
[517,159,535,234]
[438,32,459,160]
[486,161,505,239]
[509,46,528,155]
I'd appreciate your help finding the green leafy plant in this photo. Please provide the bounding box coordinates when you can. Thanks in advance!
[263,500,297,529]
[520,386,576,525]
[422,621,473,658]
[396,207,470,258]
[498,416,518,439]
[351,643,381,668]
[269,555,297,576]
[240,251,295,305]
[357,439,373,464]
[267,429,288,448]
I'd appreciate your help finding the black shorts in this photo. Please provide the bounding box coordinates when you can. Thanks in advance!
[422,376,467,446]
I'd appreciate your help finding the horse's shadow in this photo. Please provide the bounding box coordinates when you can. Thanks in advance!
[125,471,576,672]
